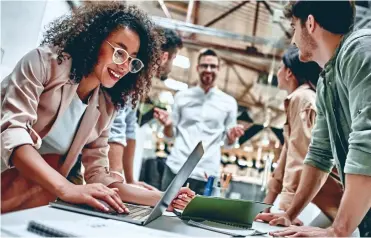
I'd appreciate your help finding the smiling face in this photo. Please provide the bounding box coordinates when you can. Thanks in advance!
[197,55,219,88]
[91,27,140,88]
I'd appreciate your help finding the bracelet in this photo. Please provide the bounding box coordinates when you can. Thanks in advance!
[110,171,125,182]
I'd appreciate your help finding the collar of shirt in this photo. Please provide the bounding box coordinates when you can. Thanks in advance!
[320,32,352,79]
[195,85,218,95]
[284,83,312,110]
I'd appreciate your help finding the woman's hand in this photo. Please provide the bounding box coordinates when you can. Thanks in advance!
[58,183,129,213]
[168,187,196,211]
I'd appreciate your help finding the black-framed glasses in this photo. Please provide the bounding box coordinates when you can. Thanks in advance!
[199,64,218,70]
[106,41,144,73]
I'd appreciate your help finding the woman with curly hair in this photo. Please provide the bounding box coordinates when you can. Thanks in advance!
[1,2,194,214]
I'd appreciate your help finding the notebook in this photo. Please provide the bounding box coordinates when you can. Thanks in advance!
[175,195,271,235]
[16,218,192,237]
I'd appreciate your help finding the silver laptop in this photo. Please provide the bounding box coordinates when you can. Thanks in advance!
[50,141,204,226]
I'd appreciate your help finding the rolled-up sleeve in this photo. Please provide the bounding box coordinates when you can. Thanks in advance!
[124,106,137,141]
[1,48,49,168]
[339,36,371,176]
[108,108,128,146]
[304,81,335,172]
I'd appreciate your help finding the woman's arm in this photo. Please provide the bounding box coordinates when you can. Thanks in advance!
[1,48,126,213]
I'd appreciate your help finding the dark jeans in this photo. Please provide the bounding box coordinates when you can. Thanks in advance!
[161,165,206,195]
[139,157,166,190]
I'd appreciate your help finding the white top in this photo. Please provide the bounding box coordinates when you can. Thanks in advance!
[166,86,238,181]
[38,93,88,155]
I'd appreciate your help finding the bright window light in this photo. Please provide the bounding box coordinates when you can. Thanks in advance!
[164,78,189,91]
[173,55,190,69]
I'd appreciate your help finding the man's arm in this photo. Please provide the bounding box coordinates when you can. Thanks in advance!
[107,108,128,177]
[331,34,371,236]
[108,143,124,174]
[121,106,137,183]
[256,164,328,226]
[330,174,371,236]
[153,107,174,137]
[285,164,329,220]
[122,139,135,183]
[154,93,181,138]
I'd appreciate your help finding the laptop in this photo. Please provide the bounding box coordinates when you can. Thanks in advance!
[50,141,204,226]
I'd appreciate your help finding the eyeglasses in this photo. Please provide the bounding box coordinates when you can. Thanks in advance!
[106,41,144,73]
[199,64,218,70]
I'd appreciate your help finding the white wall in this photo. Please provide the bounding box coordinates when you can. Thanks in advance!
[1,1,69,80]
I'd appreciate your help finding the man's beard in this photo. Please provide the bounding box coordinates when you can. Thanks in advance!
[299,27,318,62]
[200,72,216,87]
[158,62,171,81]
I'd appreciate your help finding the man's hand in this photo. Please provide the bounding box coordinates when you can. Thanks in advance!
[168,187,196,211]
[154,108,172,127]
[227,125,245,144]
[269,226,337,237]
[255,212,303,227]
[130,181,159,191]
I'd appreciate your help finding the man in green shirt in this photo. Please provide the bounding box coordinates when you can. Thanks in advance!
[256,1,371,237]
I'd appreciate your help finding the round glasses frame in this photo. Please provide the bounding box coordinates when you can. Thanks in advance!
[106,41,144,73]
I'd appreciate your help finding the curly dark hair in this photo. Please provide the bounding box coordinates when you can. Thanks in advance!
[41,2,163,108]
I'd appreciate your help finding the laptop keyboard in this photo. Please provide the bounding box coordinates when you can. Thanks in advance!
[52,200,153,222]
[98,203,153,221]
[124,203,153,221]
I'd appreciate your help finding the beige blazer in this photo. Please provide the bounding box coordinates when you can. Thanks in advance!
[1,46,120,187]
[267,84,343,220]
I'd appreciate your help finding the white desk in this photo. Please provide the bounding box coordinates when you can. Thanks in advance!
[1,206,286,237]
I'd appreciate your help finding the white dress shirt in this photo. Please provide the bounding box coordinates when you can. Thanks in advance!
[166,86,237,181]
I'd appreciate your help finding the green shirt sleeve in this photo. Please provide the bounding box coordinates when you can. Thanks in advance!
[304,78,334,173]
[339,33,371,177]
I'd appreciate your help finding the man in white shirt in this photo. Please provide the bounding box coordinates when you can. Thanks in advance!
[155,48,245,194]
[108,28,183,190]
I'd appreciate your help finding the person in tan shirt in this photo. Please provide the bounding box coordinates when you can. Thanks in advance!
[256,46,343,225]
[1,2,193,214]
